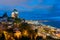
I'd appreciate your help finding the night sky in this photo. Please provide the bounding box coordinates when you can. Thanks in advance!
[0,0,60,20]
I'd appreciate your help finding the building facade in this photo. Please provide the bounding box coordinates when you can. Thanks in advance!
[11,9,18,18]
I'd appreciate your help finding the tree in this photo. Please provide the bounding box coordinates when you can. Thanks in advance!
[20,23,31,30]
[14,18,22,23]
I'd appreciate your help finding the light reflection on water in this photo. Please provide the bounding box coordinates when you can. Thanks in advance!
[42,21,60,28]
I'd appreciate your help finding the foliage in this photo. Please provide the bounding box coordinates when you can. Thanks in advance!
[14,17,22,23]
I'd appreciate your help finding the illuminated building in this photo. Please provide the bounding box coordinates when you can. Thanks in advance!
[11,9,18,18]
[0,12,14,26]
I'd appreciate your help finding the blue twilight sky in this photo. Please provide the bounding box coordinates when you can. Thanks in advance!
[0,0,60,20]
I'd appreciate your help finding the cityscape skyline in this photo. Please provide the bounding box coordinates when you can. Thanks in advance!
[0,0,60,20]
[0,0,60,40]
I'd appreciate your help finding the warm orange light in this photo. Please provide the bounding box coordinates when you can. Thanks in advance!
[14,31,22,38]
[56,34,60,37]
[22,30,29,36]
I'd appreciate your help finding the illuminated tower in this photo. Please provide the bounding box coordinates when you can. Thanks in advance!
[11,9,18,18]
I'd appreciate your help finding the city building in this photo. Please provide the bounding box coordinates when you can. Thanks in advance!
[0,9,25,27]
[11,9,18,18]
[0,12,14,27]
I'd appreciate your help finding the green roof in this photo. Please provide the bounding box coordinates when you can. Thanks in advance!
[13,9,18,12]
[3,12,8,17]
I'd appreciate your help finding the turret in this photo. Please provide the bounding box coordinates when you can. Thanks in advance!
[11,9,18,18]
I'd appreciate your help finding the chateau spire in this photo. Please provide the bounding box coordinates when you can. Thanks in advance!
[3,12,8,17]
[13,9,18,12]
[11,9,18,18]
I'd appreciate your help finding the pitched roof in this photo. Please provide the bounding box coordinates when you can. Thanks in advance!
[3,12,8,17]
[13,9,18,12]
